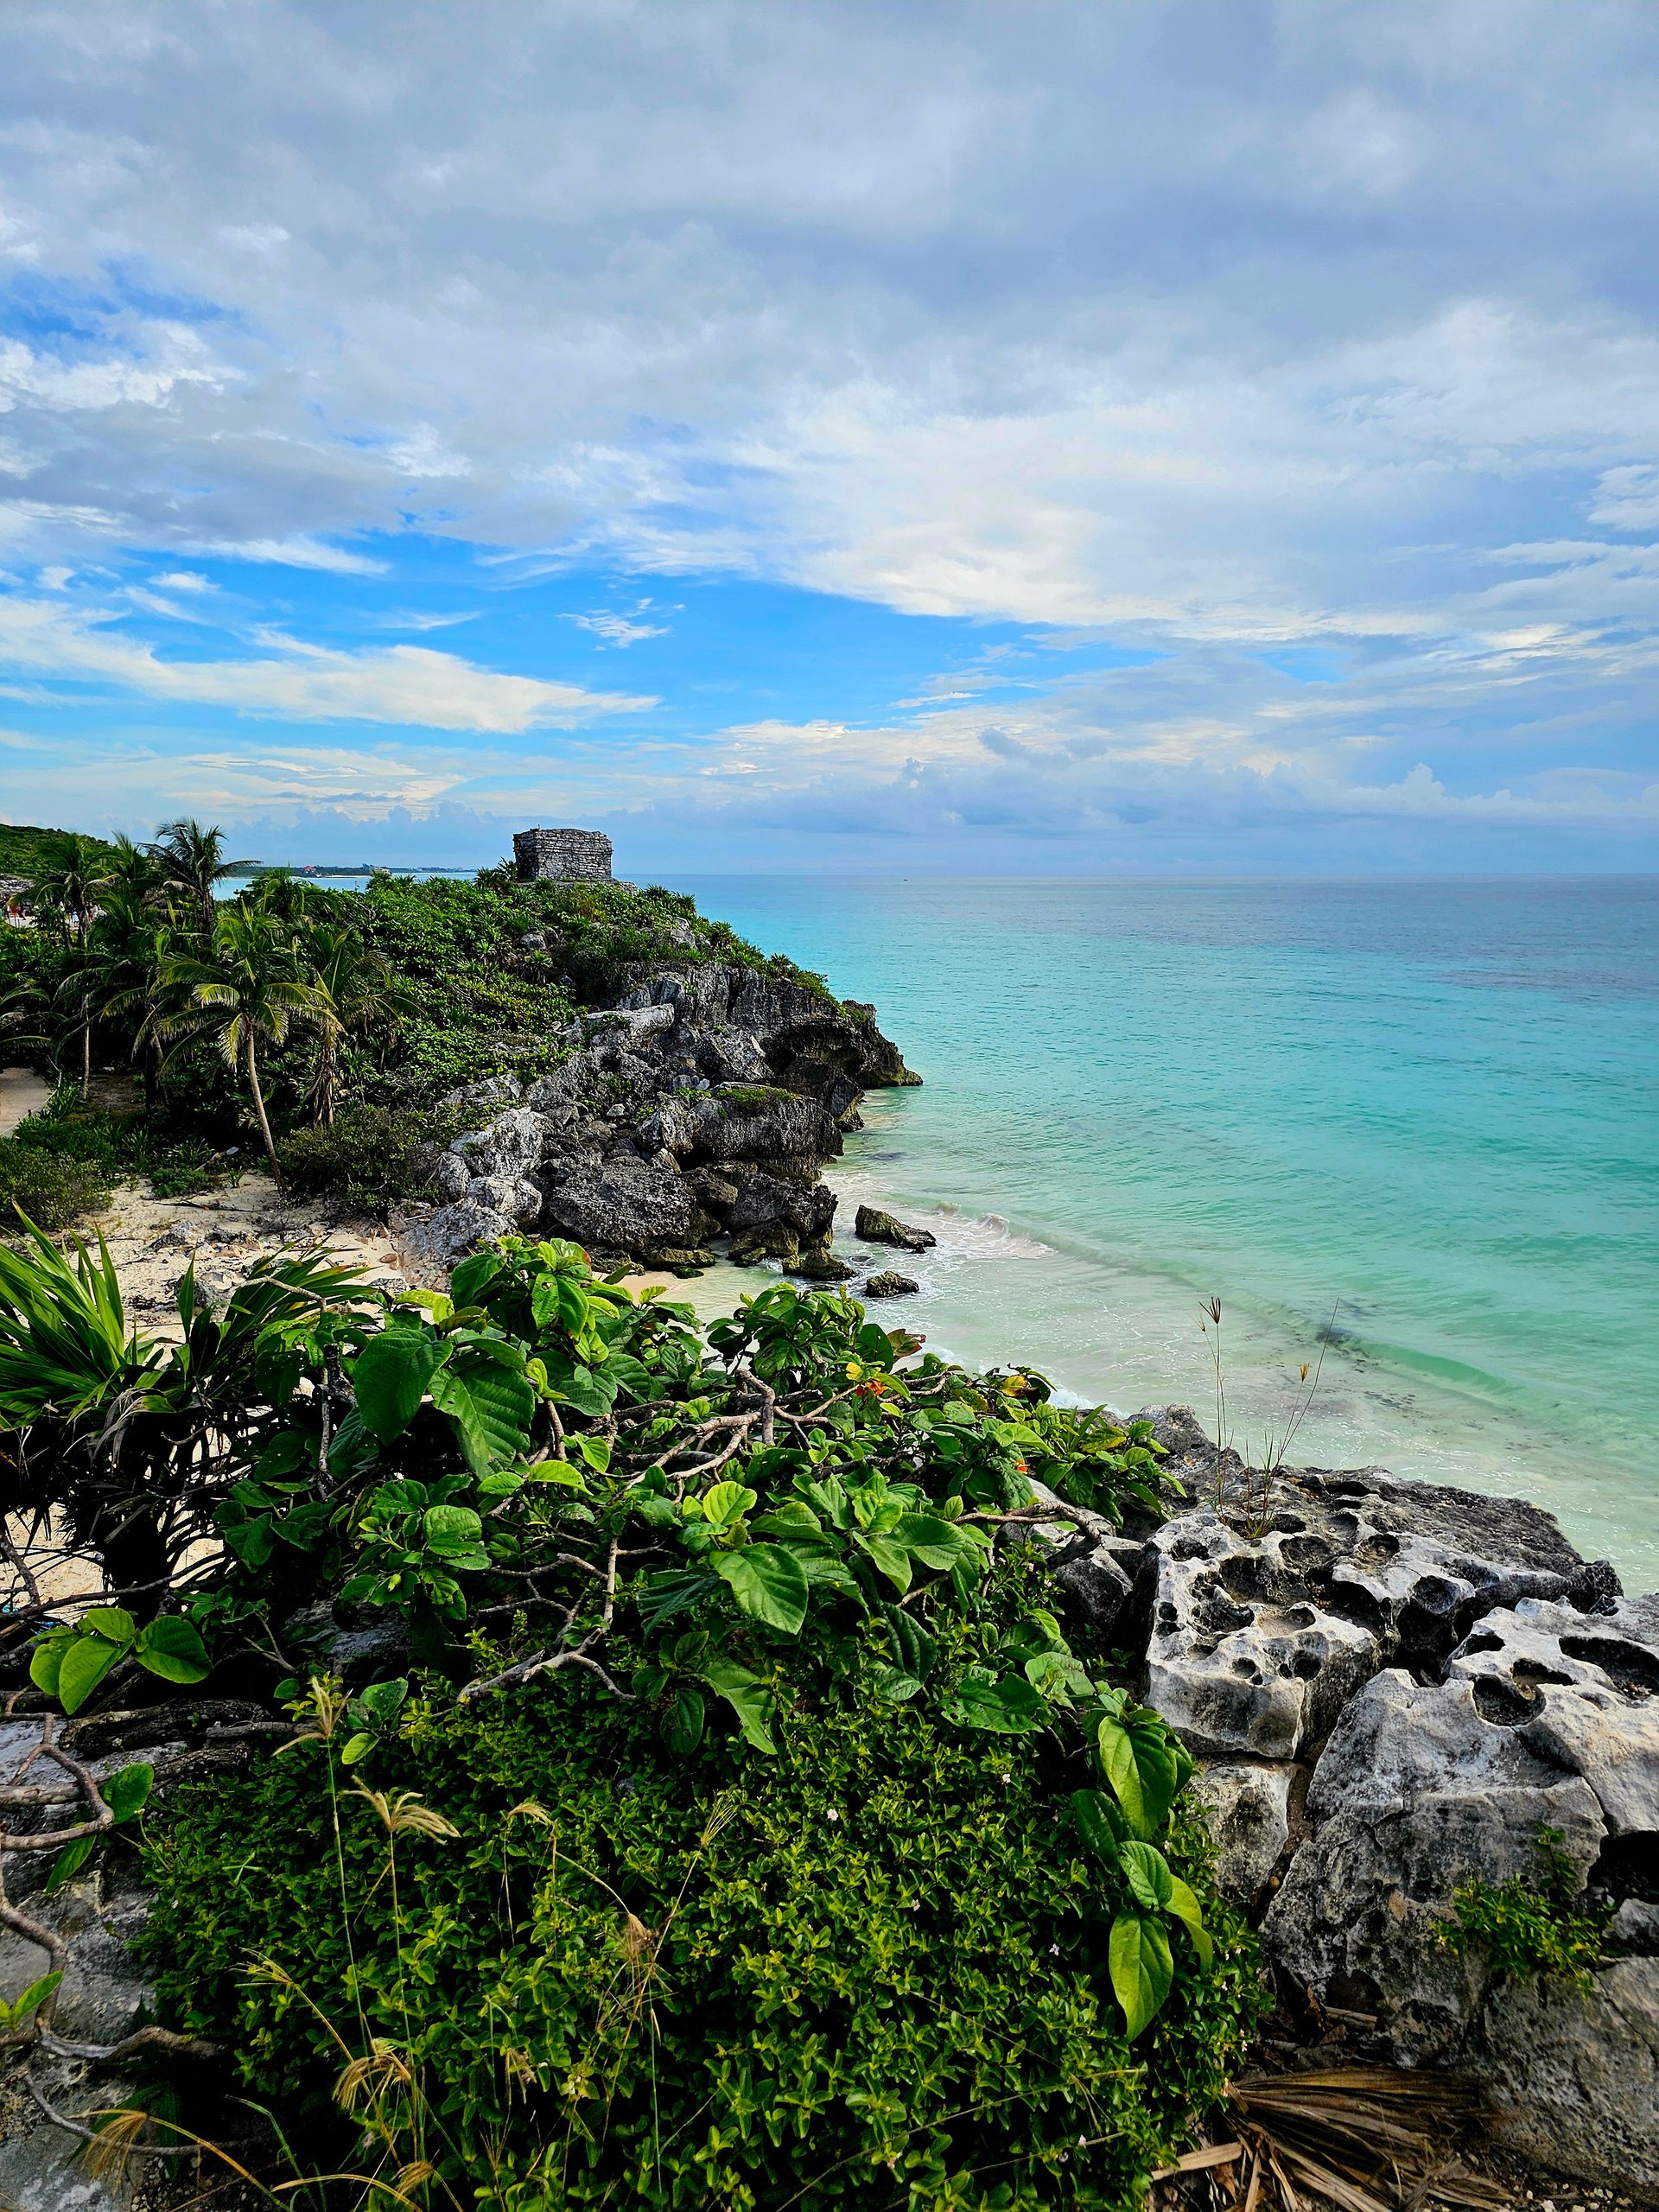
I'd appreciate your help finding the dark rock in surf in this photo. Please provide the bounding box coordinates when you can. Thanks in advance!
[855,1205,937,1252]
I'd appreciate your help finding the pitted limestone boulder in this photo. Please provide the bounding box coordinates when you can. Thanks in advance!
[1141,1465,1606,1764]
[1263,1592,1659,2190]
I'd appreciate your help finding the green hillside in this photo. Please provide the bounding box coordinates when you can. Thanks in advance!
[0,820,120,876]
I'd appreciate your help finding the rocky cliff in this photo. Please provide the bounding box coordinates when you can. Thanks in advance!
[404,961,918,1269]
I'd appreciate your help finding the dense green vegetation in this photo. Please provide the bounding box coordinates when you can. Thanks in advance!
[0,822,831,1225]
[0,818,120,880]
[1,1213,1257,2208]
[0,823,1261,2204]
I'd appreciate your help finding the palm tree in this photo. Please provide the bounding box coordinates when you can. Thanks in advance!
[245,868,314,928]
[83,887,174,1109]
[302,924,412,1126]
[161,909,319,1174]
[96,833,165,906]
[32,833,103,943]
[146,817,232,936]
[52,950,99,1100]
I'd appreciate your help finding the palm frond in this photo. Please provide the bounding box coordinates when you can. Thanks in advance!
[1207,2070,1508,2212]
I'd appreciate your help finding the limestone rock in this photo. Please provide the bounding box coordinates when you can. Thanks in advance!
[728,1170,836,1253]
[464,1173,542,1225]
[1478,1959,1659,2191]
[863,1270,919,1298]
[429,1150,469,1201]
[855,1205,937,1253]
[789,1249,856,1281]
[695,1026,773,1084]
[538,1153,710,1260]
[436,1072,524,1119]
[1264,1592,1659,2188]
[1144,1509,1380,1761]
[1141,1465,1606,1764]
[452,1106,547,1181]
[1191,1760,1295,1903]
[582,1003,676,1048]
[403,1197,512,1265]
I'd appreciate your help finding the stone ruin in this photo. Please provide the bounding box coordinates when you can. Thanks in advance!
[512,825,613,882]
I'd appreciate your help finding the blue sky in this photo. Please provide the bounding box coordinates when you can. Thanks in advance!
[2,0,1658,873]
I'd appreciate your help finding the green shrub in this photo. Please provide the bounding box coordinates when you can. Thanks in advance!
[1440,1827,1611,1991]
[276,1103,448,1218]
[3,1095,219,1211]
[0,1141,110,1230]
[145,1595,1258,2212]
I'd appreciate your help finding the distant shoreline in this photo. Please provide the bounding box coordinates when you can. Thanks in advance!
[218,861,473,878]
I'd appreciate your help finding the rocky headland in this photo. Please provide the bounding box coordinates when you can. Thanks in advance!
[403,957,918,1274]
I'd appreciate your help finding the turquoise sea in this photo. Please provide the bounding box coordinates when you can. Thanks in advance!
[663,877,1659,1593]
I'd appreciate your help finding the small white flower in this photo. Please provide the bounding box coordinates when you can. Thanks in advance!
[1049,1943,1060,1955]
[1077,2134,1087,2149]
[826,1807,839,1821]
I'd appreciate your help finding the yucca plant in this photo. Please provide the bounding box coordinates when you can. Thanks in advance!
[0,1214,378,1613]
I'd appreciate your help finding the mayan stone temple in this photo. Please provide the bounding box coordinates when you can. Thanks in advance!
[512,824,614,881]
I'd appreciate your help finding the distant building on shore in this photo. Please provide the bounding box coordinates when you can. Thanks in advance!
[512,826,613,883]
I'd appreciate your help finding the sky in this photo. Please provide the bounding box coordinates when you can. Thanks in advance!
[2,0,1659,874]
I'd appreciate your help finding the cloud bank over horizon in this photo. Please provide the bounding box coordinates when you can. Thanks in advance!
[1,0,1657,871]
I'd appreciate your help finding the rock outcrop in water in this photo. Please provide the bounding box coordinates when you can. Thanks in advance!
[1042,1420,1658,2193]
[405,962,918,1269]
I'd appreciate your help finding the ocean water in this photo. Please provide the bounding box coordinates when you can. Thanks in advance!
[664,877,1659,1592]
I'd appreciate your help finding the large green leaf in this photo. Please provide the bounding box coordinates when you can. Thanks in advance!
[1119,1840,1174,1912]
[944,1671,1046,1734]
[430,1351,536,1474]
[448,1251,503,1306]
[542,1353,617,1418]
[1070,1787,1128,1861]
[697,1658,776,1753]
[353,1328,449,1441]
[701,1481,756,1530]
[662,1687,706,1755]
[57,1631,126,1714]
[1109,1912,1173,2041]
[423,1503,486,1560]
[893,1512,978,1572]
[103,1762,155,1825]
[1166,1874,1213,1967]
[871,1664,924,1703]
[877,1601,937,1681]
[713,1545,809,1635]
[134,1616,210,1685]
[44,1838,95,1894]
[1096,1709,1183,1840]
[853,1530,912,1594]
[78,1607,137,1645]
[29,1630,70,1698]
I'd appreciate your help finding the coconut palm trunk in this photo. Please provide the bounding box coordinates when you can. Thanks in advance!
[245,1033,280,1174]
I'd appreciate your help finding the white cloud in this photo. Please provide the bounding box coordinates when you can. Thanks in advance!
[0,0,1655,857]
[188,537,390,575]
[0,596,655,732]
[563,601,670,647]
[0,330,226,415]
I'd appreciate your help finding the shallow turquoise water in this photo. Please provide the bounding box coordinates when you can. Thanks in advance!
[671,877,1659,1592]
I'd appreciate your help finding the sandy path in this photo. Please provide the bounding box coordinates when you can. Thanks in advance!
[0,1065,50,1135]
